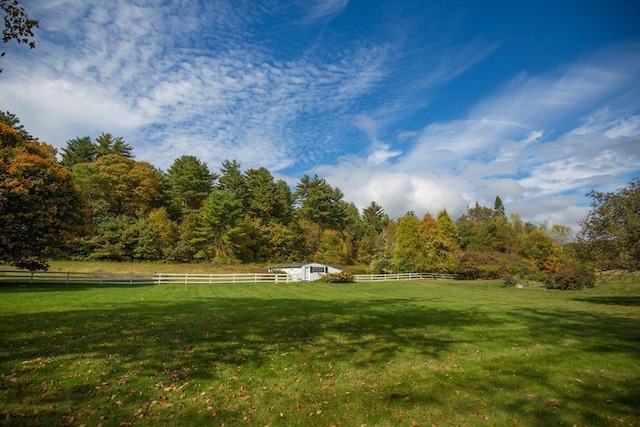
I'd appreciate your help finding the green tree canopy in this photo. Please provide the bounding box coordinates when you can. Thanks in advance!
[95,133,133,158]
[218,159,249,208]
[193,189,245,262]
[166,155,216,219]
[245,166,281,224]
[60,136,97,167]
[392,211,421,272]
[294,174,347,230]
[60,133,133,167]
[579,179,640,271]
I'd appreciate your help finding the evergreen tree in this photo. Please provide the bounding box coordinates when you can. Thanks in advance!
[245,166,280,223]
[166,155,216,219]
[0,111,35,141]
[493,196,506,219]
[60,136,97,167]
[294,174,347,230]
[218,159,249,208]
[95,133,133,158]
[358,201,389,264]
[193,190,245,262]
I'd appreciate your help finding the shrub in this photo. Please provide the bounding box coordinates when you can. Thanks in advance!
[502,273,522,288]
[457,251,530,280]
[322,272,355,283]
[544,264,595,290]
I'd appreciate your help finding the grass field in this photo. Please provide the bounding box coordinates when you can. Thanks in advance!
[1,280,638,426]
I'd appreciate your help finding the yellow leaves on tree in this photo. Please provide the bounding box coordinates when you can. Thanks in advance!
[70,154,163,217]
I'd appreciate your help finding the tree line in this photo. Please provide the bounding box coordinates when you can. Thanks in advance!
[2,112,638,286]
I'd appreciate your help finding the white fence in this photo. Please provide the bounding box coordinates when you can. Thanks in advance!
[0,271,291,285]
[0,270,458,285]
[353,272,458,282]
[154,273,291,284]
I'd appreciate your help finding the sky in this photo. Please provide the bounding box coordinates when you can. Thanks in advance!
[2,0,639,232]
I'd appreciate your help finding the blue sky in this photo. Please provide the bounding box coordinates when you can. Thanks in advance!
[2,0,639,231]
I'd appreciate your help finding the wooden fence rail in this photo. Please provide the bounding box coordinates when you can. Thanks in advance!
[0,271,293,285]
[154,273,292,285]
[0,270,155,285]
[353,272,458,281]
[0,270,458,285]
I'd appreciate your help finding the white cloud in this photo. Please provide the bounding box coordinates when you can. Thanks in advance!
[1,1,638,233]
[366,144,402,166]
[2,0,390,172]
[299,0,349,25]
[522,130,544,144]
[321,43,640,229]
[605,115,640,139]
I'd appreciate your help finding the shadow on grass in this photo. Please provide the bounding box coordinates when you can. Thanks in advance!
[474,307,640,426]
[0,297,475,369]
[0,295,479,425]
[572,296,640,306]
[0,282,156,291]
[1,292,639,426]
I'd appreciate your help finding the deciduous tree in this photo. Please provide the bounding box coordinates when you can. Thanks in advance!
[393,211,421,272]
[1,0,38,73]
[71,154,163,217]
[0,122,89,269]
[579,179,640,271]
[0,111,34,141]
[134,208,179,261]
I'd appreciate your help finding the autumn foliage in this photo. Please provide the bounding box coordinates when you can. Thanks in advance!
[0,123,89,270]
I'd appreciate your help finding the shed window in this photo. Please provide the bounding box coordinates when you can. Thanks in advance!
[310,266,327,273]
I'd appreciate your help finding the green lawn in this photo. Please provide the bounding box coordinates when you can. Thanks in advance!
[1,280,638,426]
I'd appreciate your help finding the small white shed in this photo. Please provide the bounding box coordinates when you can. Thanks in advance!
[268,263,342,282]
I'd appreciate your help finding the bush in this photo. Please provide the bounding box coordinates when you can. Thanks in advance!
[502,273,523,288]
[544,264,595,290]
[322,272,355,283]
[457,251,530,280]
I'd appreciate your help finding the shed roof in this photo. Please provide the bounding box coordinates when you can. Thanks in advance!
[268,262,334,269]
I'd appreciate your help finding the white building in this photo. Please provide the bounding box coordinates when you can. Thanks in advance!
[267,263,342,282]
